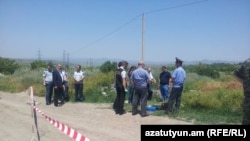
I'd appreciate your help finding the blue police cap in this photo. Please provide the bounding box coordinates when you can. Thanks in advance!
[175,57,183,63]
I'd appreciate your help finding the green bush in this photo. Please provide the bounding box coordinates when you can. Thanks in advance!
[99,61,117,73]
[194,63,220,79]
[84,71,116,103]
[186,62,236,77]
[30,60,47,70]
[0,57,19,75]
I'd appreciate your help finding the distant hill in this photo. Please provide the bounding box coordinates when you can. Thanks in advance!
[6,57,241,67]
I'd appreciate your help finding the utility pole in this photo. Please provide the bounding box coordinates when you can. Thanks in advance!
[90,58,93,67]
[63,50,66,66]
[37,48,41,61]
[141,13,145,62]
[66,52,69,69]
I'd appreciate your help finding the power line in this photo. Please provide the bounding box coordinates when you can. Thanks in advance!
[71,0,208,55]
[71,14,141,54]
[145,0,208,15]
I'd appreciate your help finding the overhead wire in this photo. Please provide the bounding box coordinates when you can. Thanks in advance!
[145,0,208,15]
[69,0,208,56]
[71,14,142,54]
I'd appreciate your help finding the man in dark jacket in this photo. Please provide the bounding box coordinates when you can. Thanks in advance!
[113,60,128,115]
[53,64,64,107]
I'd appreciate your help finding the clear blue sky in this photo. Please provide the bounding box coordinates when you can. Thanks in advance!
[0,0,249,63]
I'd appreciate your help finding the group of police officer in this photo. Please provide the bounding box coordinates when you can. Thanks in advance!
[42,64,69,107]
[42,58,250,124]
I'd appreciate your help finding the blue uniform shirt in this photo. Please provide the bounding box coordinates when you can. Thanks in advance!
[172,66,186,88]
[130,67,150,88]
[43,70,53,82]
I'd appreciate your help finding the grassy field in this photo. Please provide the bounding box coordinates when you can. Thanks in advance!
[0,64,243,124]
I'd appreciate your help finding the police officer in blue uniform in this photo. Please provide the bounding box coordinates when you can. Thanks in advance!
[165,57,186,114]
[43,64,53,105]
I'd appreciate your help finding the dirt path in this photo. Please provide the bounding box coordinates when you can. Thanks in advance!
[0,90,192,141]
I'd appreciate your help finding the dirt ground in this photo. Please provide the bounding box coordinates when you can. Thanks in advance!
[0,90,192,141]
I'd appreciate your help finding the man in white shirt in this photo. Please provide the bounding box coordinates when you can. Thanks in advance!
[73,65,85,102]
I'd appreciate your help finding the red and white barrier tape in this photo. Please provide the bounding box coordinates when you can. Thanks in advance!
[30,87,90,141]
[33,106,90,141]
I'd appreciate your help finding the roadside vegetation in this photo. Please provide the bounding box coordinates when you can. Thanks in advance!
[0,58,243,124]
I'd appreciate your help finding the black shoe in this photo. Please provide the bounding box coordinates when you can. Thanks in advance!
[46,102,51,105]
[119,111,126,115]
[132,109,141,115]
[54,102,58,107]
[55,104,62,107]
[132,112,138,116]
[115,110,119,114]
[116,109,126,115]
[141,114,149,117]
[132,110,138,115]
[59,100,64,105]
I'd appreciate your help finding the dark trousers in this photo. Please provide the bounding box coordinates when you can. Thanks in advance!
[113,87,126,114]
[147,83,153,100]
[54,86,64,106]
[167,86,183,113]
[132,87,148,116]
[45,82,53,104]
[63,81,69,101]
[74,83,84,101]
[128,84,134,103]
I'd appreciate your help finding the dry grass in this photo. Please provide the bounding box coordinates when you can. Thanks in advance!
[200,79,242,92]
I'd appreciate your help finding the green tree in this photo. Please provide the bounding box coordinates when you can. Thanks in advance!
[99,61,117,73]
[195,63,220,79]
[30,60,47,70]
[0,57,19,75]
